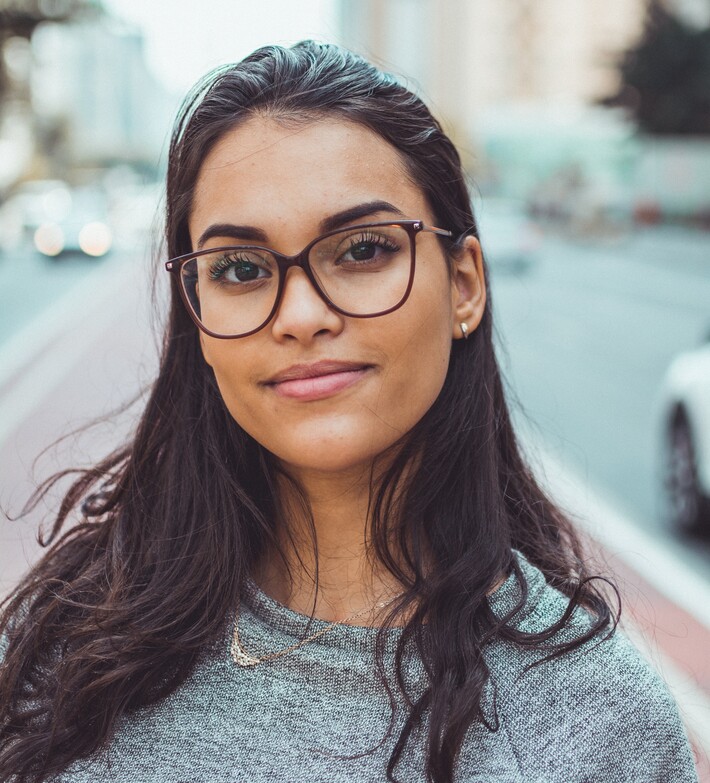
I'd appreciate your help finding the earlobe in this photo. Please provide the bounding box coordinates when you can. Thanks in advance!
[451,235,486,339]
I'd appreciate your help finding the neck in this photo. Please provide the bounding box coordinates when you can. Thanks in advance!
[253,463,407,625]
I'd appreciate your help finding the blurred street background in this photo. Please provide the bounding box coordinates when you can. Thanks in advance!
[1,0,709,775]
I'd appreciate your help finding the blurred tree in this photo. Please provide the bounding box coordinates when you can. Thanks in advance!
[604,0,710,135]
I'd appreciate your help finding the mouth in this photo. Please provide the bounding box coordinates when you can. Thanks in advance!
[265,361,373,401]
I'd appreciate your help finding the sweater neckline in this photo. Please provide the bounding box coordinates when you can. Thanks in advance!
[236,550,547,656]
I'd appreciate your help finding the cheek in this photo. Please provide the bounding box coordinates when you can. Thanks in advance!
[376,301,452,428]
[353,254,455,442]
[201,340,263,427]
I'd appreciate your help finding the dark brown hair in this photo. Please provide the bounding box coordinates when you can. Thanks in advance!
[0,41,615,783]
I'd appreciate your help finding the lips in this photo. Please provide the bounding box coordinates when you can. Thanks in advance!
[264,360,373,401]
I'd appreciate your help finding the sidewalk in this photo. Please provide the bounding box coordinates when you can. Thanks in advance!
[529,439,710,779]
[0,248,158,593]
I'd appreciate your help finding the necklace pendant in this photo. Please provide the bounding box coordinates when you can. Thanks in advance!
[231,644,261,667]
[231,632,261,667]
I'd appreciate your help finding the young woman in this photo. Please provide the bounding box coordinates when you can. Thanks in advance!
[0,41,698,783]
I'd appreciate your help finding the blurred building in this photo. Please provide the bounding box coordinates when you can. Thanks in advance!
[0,9,175,192]
[338,0,646,145]
[31,18,176,174]
[338,0,710,221]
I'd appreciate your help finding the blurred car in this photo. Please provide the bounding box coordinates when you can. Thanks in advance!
[0,180,67,254]
[659,338,710,535]
[4,180,113,259]
[32,186,113,259]
[476,199,542,273]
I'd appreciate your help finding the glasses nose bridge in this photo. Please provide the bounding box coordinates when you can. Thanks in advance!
[277,243,313,274]
[273,242,330,313]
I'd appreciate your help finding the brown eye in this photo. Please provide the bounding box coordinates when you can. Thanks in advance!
[207,251,274,284]
[231,261,261,281]
[349,242,377,261]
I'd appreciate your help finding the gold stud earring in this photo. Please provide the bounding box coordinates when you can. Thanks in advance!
[460,322,469,339]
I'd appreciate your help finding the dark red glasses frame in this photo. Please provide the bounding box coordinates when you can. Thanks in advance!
[164,219,453,339]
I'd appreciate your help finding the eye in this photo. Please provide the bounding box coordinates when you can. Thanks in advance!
[347,240,378,262]
[208,251,274,284]
[337,232,401,266]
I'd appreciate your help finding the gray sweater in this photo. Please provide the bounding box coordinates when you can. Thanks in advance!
[40,552,698,781]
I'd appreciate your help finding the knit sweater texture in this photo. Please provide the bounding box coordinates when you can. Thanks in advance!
[9,551,698,782]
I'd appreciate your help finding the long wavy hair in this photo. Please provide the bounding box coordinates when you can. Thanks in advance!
[0,41,615,783]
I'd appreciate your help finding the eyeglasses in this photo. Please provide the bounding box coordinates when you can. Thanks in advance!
[165,220,453,339]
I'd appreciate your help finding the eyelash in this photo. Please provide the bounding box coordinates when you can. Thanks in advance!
[207,253,265,281]
[341,232,401,254]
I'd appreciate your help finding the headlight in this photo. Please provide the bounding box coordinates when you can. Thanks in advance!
[34,223,64,256]
[79,222,112,257]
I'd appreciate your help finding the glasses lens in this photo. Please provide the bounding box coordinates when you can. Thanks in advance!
[180,248,278,336]
[308,224,412,315]
[178,225,415,337]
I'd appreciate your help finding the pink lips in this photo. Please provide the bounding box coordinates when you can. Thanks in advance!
[265,361,372,401]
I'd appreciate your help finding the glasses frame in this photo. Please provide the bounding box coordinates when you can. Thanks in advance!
[165,219,453,339]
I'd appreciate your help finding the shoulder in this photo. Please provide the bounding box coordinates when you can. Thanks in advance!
[485,552,698,782]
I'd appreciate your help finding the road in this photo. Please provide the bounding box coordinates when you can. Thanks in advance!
[0,247,112,346]
[489,225,710,577]
[0,244,160,592]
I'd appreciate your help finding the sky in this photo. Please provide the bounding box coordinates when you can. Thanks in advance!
[102,0,340,94]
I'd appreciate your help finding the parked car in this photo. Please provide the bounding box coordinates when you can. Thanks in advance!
[659,337,710,535]
[32,186,112,258]
[4,180,113,259]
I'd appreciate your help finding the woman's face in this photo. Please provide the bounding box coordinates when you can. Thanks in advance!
[189,116,485,477]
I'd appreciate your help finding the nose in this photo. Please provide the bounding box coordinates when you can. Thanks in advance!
[269,266,344,344]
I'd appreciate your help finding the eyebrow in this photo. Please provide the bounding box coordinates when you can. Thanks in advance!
[320,200,405,233]
[196,200,406,249]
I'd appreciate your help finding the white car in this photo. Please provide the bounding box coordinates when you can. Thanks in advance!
[660,339,710,535]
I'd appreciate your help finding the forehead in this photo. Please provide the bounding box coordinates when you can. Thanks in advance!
[189,116,431,246]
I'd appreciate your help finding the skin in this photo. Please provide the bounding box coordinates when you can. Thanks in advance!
[189,115,487,623]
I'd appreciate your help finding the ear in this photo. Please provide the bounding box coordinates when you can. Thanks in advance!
[450,235,486,340]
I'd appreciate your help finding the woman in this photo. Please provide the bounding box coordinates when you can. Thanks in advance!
[0,41,698,783]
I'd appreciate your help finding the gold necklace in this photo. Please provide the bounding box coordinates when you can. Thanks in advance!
[231,597,394,667]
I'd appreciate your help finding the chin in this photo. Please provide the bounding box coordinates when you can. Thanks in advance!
[276,442,388,475]
[263,422,403,476]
